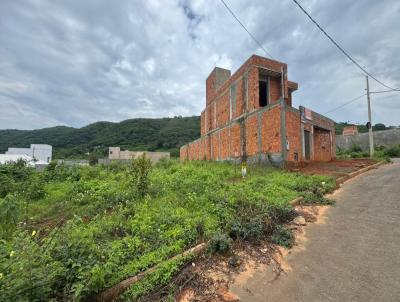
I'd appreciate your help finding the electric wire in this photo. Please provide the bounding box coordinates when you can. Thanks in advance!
[290,0,400,92]
[219,0,274,59]
[324,94,366,115]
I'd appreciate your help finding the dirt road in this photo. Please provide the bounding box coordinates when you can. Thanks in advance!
[231,159,400,302]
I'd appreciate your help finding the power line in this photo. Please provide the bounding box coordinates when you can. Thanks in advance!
[324,93,366,115]
[219,0,274,59]
[290,0,400,92]
[370,90,400,94]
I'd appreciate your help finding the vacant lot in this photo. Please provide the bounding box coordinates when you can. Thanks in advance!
[0,159,335,301]
[291,158,378,178]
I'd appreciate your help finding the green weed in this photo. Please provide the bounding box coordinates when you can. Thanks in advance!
[0,159,335,301]
[271,226,294,248]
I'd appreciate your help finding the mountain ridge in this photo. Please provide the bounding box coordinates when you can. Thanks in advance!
[0,116,200,158]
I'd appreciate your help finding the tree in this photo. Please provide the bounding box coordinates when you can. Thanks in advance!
[373,123,386,131]
[89,153,99,166]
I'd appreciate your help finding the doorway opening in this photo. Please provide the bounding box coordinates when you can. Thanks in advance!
[259,76,269,107]
[304,130,311,160]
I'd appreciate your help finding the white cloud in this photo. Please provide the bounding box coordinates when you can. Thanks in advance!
[0,0,399,130]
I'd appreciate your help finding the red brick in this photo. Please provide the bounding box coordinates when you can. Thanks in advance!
[181,55,336,163]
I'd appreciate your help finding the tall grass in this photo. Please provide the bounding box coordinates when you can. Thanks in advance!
[0,159,335,301]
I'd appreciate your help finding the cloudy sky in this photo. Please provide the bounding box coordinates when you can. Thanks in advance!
[1,0,399,130]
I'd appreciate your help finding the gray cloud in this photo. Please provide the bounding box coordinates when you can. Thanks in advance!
[0,0,399,130]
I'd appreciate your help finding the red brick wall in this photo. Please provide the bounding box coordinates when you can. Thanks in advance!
[187,143,194,160]
[234,77,245,118]
[269,77,282,105]
[182,106,336,163]
[206,70,217,106]
[182,55,339,163]
[202,55,292,134]
[286,109,302,162]
[180,145,188,160]
[219,127,230,159]
[262,106,281,154]
[217,91,230,127]
[245,115,259,156]
[343,125,358,136]
[313,128,332,161]
[331,133,336,160]
[211,132,219,160]
[200,111,205,135]
[312,112,335,131]
[206,106,212,133]
[248,66,258,111]
[230,123,241,158]
[204,136,211,160]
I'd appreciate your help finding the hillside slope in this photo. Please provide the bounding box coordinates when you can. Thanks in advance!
[0,116,200,158]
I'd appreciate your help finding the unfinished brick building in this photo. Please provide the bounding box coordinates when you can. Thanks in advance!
[180,55,336,165]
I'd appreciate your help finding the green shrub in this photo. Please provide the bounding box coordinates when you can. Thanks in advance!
[0,231,66,302]
[0,160,337,301]
[338,144,400,160]
[271,226,294,248]
[120,254,192,301]
[128,154,152,198]
[209,233,232,254]
[385,145,400,157]
[0,174,13,198]
[43,164,81,182]
[25,177,46,201]
[350,143,362,153]
[0,194,22,239]
[89,153,99,166]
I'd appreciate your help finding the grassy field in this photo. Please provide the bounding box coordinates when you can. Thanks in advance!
[0,159,336,301]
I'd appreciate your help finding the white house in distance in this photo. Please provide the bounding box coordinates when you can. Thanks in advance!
[0,154,36,166]
[108,147,169,163]
[6,144,52,163]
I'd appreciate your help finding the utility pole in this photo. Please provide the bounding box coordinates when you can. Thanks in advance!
[366,76,374,156]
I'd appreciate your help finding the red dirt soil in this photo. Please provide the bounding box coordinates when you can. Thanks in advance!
[288,158,378,178]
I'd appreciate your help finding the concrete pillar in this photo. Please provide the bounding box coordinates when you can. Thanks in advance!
[257,112,262,162]
[280,98,287,161]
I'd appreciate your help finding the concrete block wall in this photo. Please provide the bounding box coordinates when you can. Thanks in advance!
[109,147,170,163]
[336,128,400,151]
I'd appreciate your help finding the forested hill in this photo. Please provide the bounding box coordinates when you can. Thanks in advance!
[0,116,200,159]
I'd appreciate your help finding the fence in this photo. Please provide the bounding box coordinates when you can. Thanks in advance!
[336,128,400,151]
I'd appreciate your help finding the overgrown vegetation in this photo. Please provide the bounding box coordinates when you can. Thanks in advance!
[0,116,200,159]
[337,143,400,161]
[271,226,294,248]
[0,159,335,301]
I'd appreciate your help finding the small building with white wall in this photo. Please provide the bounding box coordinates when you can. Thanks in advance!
[108,147,170,163]
[0,154,35,166]
[6,144,52,163]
